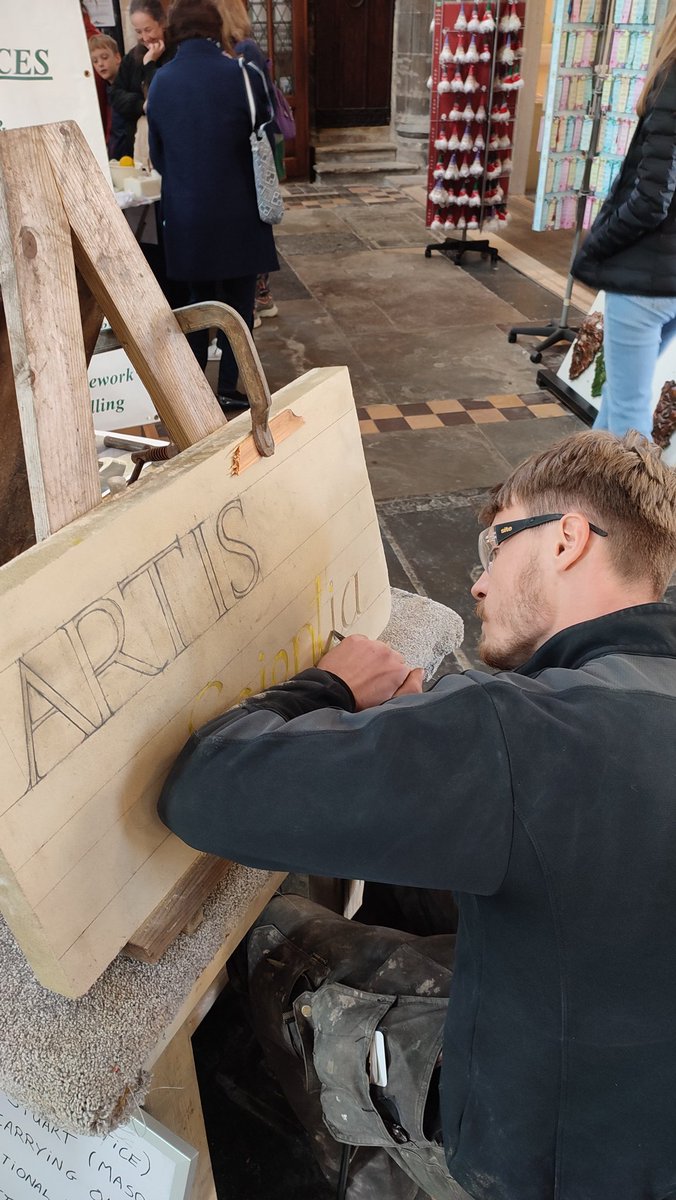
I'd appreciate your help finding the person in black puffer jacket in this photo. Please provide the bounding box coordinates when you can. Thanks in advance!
[111,0,173,155]
[572,7,676,438]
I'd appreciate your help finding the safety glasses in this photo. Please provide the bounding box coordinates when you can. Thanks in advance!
[478,513,608,574]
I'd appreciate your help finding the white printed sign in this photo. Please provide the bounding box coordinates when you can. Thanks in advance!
[0,1089,197,1200]
[89,349,158,431]
[0,0,109,175]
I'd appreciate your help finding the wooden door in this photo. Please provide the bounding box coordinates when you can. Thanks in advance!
[314,0,395,127]
[248,0,309,179]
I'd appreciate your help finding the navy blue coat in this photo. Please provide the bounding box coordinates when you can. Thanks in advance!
[147,39,279,282]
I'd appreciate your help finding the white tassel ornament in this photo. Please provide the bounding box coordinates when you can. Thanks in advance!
[454,4,468,31]
[429,181,449,206]
[469,151,484,176]
[459,123,474,151]
[474,132,486,151]
[500,36,515,64]
[433,157,446,179]
[438,66,452,94]
[465,35,479,62]
[459,155,470,178]
[468,6,482,32]
[447,123,461,150]
[445,154,460,181]
[464,66,479,93]
[461,102,475,121]
[450,68,465,92]
[479,41,492,61]
[475,103,487,122]
[440,32,454,64]
[454,35,466,62]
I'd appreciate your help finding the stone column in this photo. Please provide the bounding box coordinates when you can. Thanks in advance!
[391,0,435,168]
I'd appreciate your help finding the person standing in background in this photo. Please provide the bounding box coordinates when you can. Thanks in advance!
[89,34,130,160]
[111,0,173,157]
[572,1,676,438]
[215,0,282,327]
[147,0,279,411]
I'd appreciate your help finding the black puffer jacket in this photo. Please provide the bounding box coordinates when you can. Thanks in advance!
[572,63,676,295]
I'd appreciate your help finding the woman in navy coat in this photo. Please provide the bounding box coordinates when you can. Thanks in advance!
[147,0,278,409]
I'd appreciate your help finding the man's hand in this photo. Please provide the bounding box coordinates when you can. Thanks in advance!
[143,38,165,64]
[318,635,420,710]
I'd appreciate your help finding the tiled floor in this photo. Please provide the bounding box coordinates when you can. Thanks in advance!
[357,391,566,434]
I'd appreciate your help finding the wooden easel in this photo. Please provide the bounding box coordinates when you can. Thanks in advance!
[0,119,274,561]
[0,121,286,1197]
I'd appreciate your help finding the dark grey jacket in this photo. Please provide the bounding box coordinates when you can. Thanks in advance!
[572,65,676,295]
[159,604,676,1200]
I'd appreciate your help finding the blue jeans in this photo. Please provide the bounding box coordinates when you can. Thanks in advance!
[595,292,676,438]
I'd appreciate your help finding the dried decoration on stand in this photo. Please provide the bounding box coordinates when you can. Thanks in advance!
[569,309,604,379]
[652,380,676,450]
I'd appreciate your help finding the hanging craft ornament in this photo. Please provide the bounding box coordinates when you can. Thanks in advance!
[500,35,515,64]
[449,102,463,121]
[440,31,454,64]
[448,122,461,150]
[450,67,465,92]
[467,188,482,207]
[488,132,500,150]
[498,209,510,226]
[454,3,468,30]
[431,208,445,232]
[438,65,452,93]
[429,179,450,206]
[467,6,482,32]
[445,212,458,232]
[457,213,467,230]
[434,116,449,151]
[486,158,502,179]
[508,3,522,31]
[469,150,484,176]
[503,72,524,90]
[454,35,467,62]
[467,214,479,229]
[480,2,496,32]
[479,40,492,61]
[475,102,487,122]
[501,155,513,173]
[426,74,433,89]
[464,65,479,92]
[459,123,474,151]
[498,133,512,149]
[473,132,486,151]
[433,156,447,179]
[445,153,460,180]
[461,101,475,121]
[459,154,471,178]
[465,34,480,63]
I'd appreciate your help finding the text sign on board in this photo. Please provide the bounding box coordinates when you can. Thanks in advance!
[89,349,158,431]
[0,1089,197,1200]
[0,0,109,175]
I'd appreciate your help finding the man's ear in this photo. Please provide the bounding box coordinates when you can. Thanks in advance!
[554,513,594,570]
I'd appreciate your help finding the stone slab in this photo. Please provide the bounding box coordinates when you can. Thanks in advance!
[363,425,511,500]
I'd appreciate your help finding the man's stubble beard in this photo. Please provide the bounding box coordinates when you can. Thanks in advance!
[477,556,552,671]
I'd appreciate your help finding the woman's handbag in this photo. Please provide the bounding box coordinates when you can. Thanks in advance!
[271,79,296,141]
[239,59,284,226]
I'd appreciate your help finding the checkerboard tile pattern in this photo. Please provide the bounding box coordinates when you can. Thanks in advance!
[357,393,566,434]
[282,185,410,209]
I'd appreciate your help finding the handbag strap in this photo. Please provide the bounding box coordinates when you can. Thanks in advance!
[239,57,257,133]
[238,56,274,134]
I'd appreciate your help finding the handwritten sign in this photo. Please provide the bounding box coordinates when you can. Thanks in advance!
[0,1089,196,1200]
[0,367,391,997]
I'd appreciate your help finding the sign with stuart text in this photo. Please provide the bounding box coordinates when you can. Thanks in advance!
[0,0,109,174]
[0,1088,197,1200]
[0,368,391,998]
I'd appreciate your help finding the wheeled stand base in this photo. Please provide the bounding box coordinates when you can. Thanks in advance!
[507,321,577,364]
[425,237,499,266]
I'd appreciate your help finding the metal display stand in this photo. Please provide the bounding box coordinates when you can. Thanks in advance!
[424,0,526,263]
[507,0,614,362]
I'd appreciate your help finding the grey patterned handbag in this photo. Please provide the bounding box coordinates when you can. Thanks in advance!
[239,59,284,226]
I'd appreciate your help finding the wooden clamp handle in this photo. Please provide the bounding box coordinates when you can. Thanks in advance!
[174,303,274,458]
[96,301,275,459]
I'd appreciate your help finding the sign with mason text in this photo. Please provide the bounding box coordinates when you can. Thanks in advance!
[0,1088,197,1200]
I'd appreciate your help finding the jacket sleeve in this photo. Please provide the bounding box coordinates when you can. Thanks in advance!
[146,79,164,175]
[583,73,676,260]
[111,53,145,121]
[158,668,515,895]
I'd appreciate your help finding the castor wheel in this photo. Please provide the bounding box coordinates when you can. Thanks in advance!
[507,331,517,343]
[424,247,432,258]
[530,351,543,364]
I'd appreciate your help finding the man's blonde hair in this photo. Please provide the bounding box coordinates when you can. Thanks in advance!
[481,431,676,596]
[88,33,121,55]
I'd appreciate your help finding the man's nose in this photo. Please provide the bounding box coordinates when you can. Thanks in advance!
[471,571,488,600]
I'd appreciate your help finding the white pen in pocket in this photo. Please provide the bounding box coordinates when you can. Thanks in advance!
[369,1029,388,1087]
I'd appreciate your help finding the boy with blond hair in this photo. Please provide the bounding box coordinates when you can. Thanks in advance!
[88,34,131,160]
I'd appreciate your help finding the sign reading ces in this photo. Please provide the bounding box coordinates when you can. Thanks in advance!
[0,48,52,81]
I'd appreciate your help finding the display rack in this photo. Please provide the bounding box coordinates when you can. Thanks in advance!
[508,0,665,362]
[424,0,527,265]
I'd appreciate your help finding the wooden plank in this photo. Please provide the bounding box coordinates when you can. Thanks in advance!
[145,871,286,1068]
[0,127,101,540]
[143,1025,217,1200]
[39,121,225,452]
[0,292,34,565]
[0,367,390,996]
[123,854,232,964]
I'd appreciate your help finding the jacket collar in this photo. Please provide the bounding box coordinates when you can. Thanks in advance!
[517,603,676,676]
[175,37,223,56]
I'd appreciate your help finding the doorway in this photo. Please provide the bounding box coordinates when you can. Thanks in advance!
[314,0,396,128]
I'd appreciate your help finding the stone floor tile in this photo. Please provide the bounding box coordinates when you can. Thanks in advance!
[428,398,465,413]
[487,393,524,407]
[529,402,567,418]
[405,414,445,429]
[470,409,508,424]
[362,426,511,500]
[477,413,585,466]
